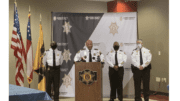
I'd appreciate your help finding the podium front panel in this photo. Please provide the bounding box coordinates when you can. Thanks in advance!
[75,62,102,101]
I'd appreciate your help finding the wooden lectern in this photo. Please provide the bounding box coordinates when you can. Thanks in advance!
[75,62,102,101]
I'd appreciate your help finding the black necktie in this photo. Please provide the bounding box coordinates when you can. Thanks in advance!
[53,50,56,67]
[89,50,92,62]
[115,51,118,65]
[140,49,143,65]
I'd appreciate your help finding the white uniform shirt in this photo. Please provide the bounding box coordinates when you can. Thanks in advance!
[43,48,64,67]
[131,47,152,68]
[74,47,105,63]
[106,50,127,68]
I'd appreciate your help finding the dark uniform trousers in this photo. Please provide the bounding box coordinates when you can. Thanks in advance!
[46,66,60,101]
[131,64,151,101]
[109,66,124,101]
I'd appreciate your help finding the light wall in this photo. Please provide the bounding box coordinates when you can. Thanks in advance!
[137,0,169,93]
[9,0,107,90]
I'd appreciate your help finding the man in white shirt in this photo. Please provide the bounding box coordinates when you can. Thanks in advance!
[106,41,127,101]
[43,41,64,101]
[74,40,105,65]
[131,39,152,101]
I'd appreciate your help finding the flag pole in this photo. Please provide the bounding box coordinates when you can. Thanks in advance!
[28,5,31,88]
[40,13,42,24]
[29,5,30,13]
[15,0,17,6]
[39,13,41,76]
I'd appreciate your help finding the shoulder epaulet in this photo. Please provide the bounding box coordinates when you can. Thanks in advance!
[131,48,137,55]
[106,52,109,55]
[143,47,149,50]
[143,47,151,53]
[149,50,151,53]
[81,48,86,50]
[57,49,61,51]
[131,51,134,55]
[43,50,47,55]
[94,48,98,50]
[133,48,137,51]
[46,49,49,51]
[110,50,114,53]
[77,50,80,53]
[99,51,102,55]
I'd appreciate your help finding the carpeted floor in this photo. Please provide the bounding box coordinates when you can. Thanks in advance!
[58,95,169,101]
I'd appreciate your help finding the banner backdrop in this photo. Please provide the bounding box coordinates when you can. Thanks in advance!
[52,12,137,98]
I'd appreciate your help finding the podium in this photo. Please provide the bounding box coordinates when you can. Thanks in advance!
[75,62,102,101]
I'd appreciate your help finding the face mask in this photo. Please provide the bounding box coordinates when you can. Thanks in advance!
[137,44,142,48]
[113,45,119,50]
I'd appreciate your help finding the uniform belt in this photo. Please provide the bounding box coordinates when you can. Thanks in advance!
[132,65,151,70]
[109,66,123,68]
[47,65,60,70]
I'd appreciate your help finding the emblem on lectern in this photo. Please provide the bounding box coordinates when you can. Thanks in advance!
[79,69,97,85]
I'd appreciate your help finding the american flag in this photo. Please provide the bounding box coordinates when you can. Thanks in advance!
[11,2,26,87]
[26,12,33,84]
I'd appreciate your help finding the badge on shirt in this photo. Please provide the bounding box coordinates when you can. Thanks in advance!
[84,56,87,59]
[94,53,96,56]
[136,50,138,55]
[121,61,124,64]
[57,53,59,56]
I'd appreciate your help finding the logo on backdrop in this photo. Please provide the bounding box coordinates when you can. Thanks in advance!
[120,17,122,21]
[62,74,72,88]
[57,43,68,46]
[60,68,68,72]
[53,16,57,21]
[120,43,123,47]
[123,17,135,20]
[62,21,72,35]
[85,16,100,20]
[109,22,119,36]
[62,49,72,63]
[54,16,68,21]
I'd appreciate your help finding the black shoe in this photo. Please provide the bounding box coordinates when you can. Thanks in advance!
[109,99,114,101]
